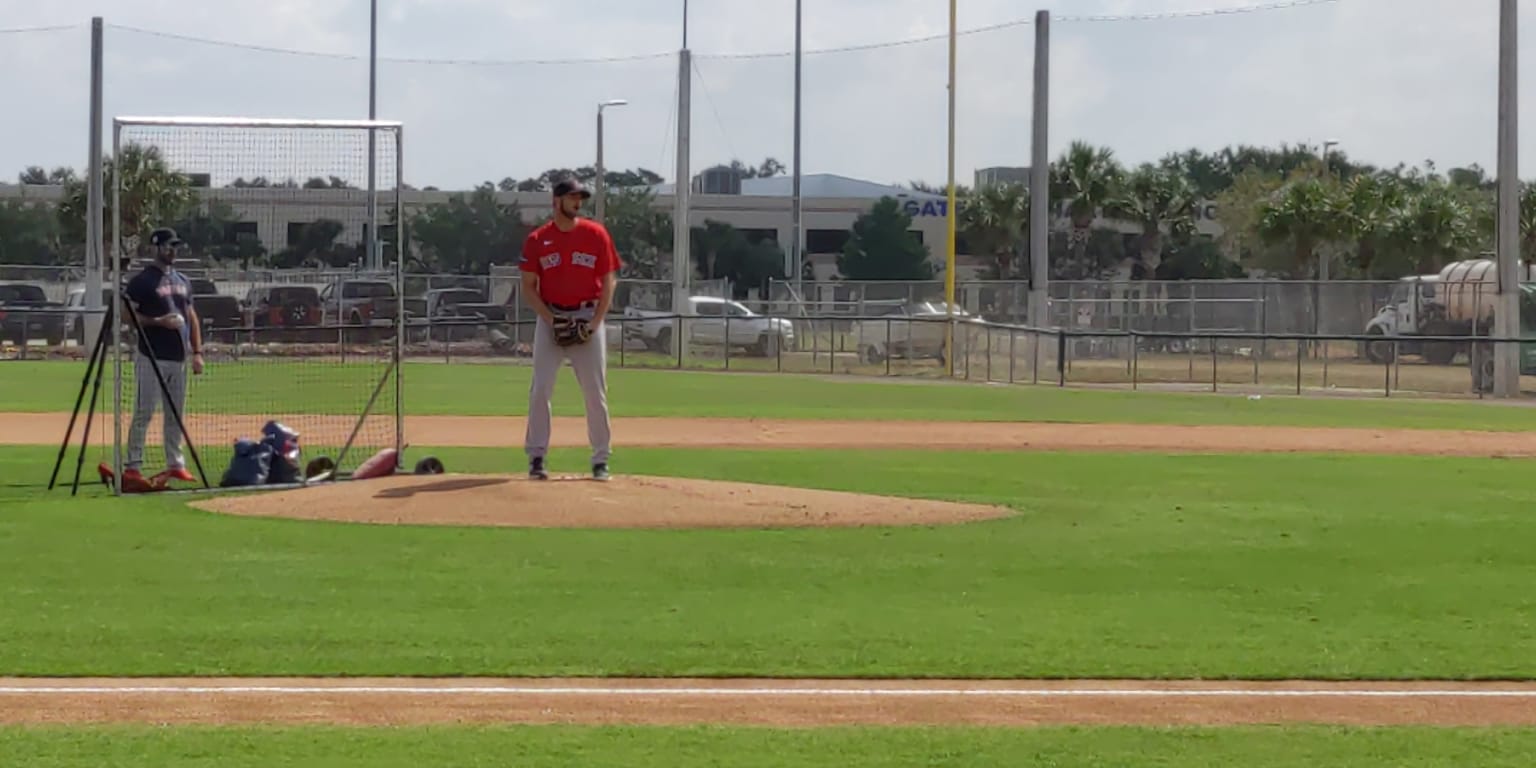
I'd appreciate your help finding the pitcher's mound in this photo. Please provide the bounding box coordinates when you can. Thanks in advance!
[189,473,1013,530]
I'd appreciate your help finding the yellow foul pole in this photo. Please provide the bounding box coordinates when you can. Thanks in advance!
[944,0,958,377]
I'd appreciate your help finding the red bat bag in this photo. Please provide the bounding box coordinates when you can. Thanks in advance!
[352,448,401,480]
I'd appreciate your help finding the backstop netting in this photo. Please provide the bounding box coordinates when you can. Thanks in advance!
[104,116,404,492]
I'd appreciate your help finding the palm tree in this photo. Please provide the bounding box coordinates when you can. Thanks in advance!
[57,143,195,261]
[1050,141,1123,274]
[1519,182,1536,264]
[1256,175,1343,277]
[1110,163,1198,278]
[959,182,1029,279]
[1106,163,1198,319]
[1334,173,1405,278]
[1389,183,1478,274]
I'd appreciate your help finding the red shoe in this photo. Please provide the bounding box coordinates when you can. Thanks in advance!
[163,467,196,483]
[120,468,153,494]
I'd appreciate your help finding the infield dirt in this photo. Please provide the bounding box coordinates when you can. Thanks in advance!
[11,412,1536,456]
[188,472,1013,529]
[4,678,1536,727]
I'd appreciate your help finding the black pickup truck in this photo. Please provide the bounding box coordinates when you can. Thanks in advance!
[0,282,67,346]
[186,277,244,338]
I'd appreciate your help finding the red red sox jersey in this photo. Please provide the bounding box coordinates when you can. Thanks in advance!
[519,219,622,306]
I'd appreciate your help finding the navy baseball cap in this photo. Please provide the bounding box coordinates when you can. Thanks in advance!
[552,178,591,199]
[149,228,179,247]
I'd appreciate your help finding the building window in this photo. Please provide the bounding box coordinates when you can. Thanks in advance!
[286,222,312,246]
[806,229,850,254]
[226,221,258,244]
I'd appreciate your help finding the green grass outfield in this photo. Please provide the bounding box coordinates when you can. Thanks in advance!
[6,359,1536,430]
[5,725,1534,767]
[4,444,1536,679]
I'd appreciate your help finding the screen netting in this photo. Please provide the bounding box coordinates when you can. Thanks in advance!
[102,117,403,489]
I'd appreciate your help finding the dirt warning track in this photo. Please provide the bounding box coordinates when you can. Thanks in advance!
[10,412,1536,456]
[4,678,1536,727]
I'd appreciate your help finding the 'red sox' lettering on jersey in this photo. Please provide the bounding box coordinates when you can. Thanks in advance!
[519,218,621,306]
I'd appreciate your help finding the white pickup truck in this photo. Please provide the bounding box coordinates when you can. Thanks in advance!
[623,295,795,357]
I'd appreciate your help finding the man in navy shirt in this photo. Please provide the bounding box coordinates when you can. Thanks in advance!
[121,227,204,491]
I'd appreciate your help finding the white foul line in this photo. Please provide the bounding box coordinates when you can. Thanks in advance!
[1,685,1534,698]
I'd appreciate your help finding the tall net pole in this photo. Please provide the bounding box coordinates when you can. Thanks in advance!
[1028,10,1051,330]
[943,0,959,377]
[1495,0,1520,398]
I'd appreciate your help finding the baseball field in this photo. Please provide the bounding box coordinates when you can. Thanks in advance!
[4,360,1536,765]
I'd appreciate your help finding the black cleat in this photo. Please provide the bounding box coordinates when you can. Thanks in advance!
[529,458,549,480]
[592,463,610,482]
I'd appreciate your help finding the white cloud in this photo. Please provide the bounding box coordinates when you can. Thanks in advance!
[1,0,1532,190]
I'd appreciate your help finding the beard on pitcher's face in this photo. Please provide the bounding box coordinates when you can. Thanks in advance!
[557,193,584,218]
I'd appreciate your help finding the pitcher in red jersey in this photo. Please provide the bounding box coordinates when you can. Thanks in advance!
[518,177,622,481]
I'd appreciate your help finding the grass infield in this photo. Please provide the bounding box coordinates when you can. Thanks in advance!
[3,445,1535,679]
[5,359,1536,430]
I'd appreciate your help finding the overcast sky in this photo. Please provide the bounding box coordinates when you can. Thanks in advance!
[1,0,1531,191]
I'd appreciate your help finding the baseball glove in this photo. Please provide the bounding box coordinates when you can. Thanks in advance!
[552,315,591,347]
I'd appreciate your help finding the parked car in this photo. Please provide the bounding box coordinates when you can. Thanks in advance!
[63,287,115,345]
[409,287,510,342]
[624,296,795,357]
[321,279,398,327]
[0,282,67,346]
[243,285,323,328]
[186,277,243,337]
[851,300,986,364]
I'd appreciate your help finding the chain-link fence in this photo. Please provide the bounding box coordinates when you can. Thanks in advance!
[7,265,1530,399]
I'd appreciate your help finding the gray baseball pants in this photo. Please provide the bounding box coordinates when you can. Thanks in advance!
[125,351,188,471]
[525,305,611,466]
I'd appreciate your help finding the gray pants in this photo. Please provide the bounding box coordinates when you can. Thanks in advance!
[525,307,612,466]
[125,352,188,471]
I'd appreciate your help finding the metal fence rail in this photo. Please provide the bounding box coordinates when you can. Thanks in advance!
[0,267,1459,344]
[4,303,1528,400]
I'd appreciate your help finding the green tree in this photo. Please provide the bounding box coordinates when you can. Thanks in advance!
[1386,181,1480,274]
[56,143,195,260]
[18,166,76,186]
[0,200,62,264]
[504,167,665,193]
[604,186,672,280]
[687,220,786,289]
[690,220,740,280]
[728,157,786,179]
[1158,236,1246,279]
[228,177,300,188]
[271,219,352,269]
[1521,183,1536,264]
[1051,141,1125,271]
[302,176,354,189]
[1256,174,1344,277]
[1334,173,1406,278]
[169,200,236,259]
[837,197,932,280]
[1109,163,1199,277]
[408,183,530,274]
[959,182,1029,279]
[727,239,788,293]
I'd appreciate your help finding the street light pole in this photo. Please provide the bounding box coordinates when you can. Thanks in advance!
[595,99,628,223]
